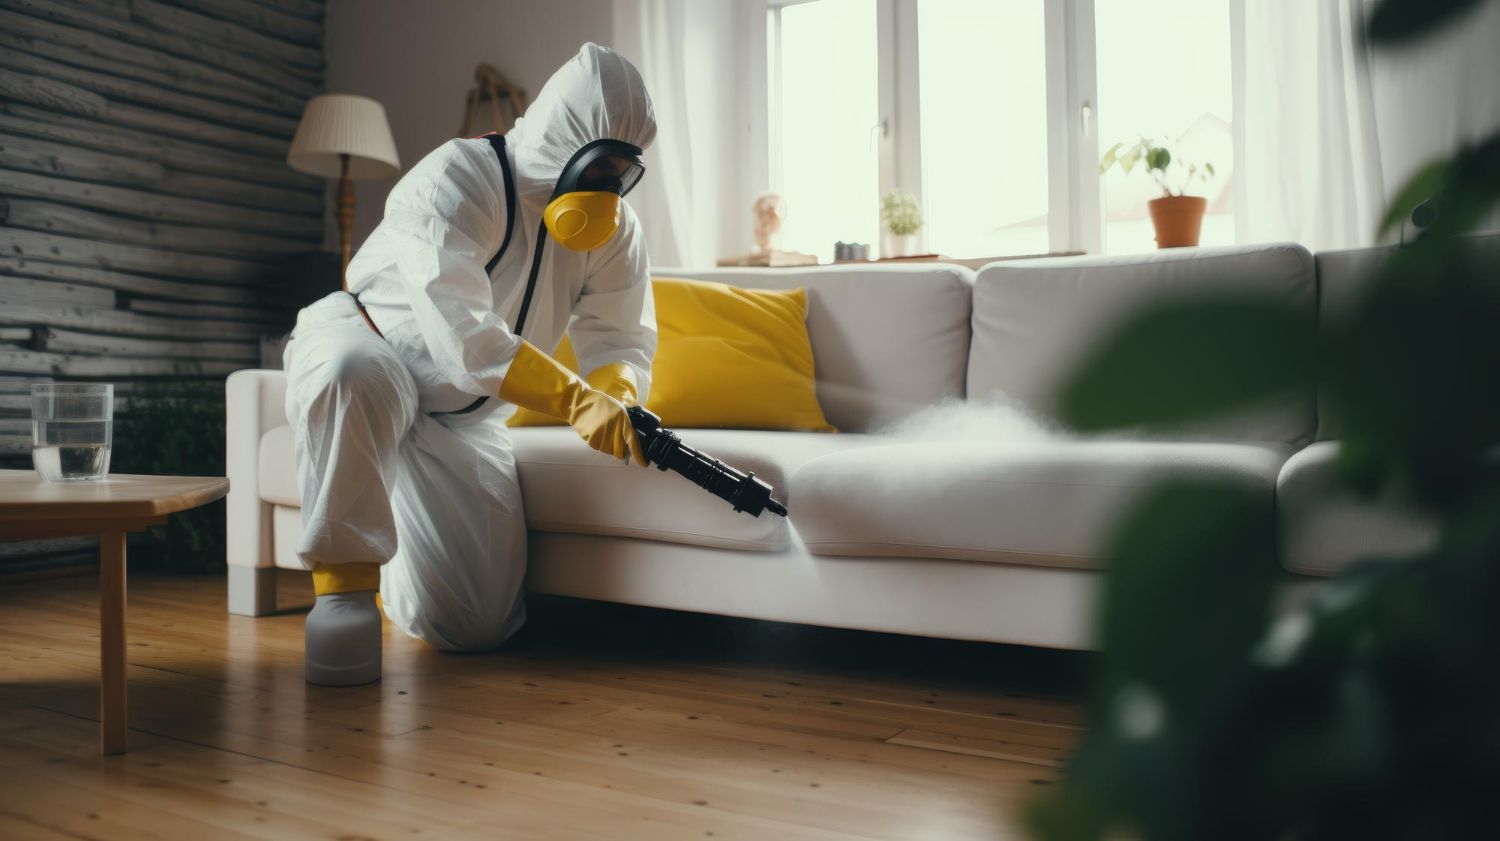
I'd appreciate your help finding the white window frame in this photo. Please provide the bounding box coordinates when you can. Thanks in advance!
[1044,0,1102,254]
[764,0,1105,257]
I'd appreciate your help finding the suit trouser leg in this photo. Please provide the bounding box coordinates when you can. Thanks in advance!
[285,294,527,652]
[380,411,529,652]
[284,295,418,570]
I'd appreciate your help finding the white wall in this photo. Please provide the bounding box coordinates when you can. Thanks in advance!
[324,0,614,248]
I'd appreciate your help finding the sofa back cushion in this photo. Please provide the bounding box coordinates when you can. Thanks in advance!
[657,265,973,431]
[1312,244,1389,442]
[968,243,1318,445]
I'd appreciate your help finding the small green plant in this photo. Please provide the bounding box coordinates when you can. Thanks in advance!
[880,189,923,236]
[1100,137,1215,198]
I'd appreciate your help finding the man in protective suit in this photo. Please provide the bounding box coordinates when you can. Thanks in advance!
[284,44,657,685]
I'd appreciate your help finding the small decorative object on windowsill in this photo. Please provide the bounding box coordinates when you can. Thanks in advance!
[833,241,870,262]
[288,95,402,287]
[1100,136,1216,248]
[718,250,818,268]
[719,191,817,266]
[880,189,924,257]
[751,192,786,254]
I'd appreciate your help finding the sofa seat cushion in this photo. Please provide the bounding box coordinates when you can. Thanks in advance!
[510,427,876,551]
[792,439,1291,570]
[259,423,875,551]
[1277,441,1438,576]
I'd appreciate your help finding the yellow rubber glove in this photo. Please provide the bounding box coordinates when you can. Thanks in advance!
[500,341,645,465]
[584,362,640,408]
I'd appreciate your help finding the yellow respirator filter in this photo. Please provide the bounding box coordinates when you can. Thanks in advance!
[543,191,621,251]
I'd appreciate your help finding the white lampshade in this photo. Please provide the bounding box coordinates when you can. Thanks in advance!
[287,94,401,180]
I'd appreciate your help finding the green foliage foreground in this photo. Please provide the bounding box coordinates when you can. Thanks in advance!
[1026,2,1500,838]
[113,381,227,573]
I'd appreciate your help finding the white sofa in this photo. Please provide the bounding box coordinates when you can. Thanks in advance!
[226,241,1440,649]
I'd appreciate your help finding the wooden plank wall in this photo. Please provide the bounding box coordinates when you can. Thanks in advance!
[0,0,327,575]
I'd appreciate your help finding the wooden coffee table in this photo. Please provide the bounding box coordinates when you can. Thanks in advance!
[0,470,229,755]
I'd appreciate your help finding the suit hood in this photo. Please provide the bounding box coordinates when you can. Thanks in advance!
[507,43,657,214]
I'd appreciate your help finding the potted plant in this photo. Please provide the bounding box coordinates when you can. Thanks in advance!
[880,189,923,257]
[1100,138,1216,248]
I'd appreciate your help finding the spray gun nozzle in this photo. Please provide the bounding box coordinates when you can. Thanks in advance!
[626,406,790,518]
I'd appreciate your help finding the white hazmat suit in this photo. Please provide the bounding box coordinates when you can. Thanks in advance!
[284,44,657,652]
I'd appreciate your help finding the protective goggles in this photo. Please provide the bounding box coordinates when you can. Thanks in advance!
[550,139,645,200]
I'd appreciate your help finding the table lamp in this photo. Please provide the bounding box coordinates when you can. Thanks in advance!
[287,94,401,287]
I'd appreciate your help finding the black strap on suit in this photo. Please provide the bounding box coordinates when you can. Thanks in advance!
[428,133,528,416]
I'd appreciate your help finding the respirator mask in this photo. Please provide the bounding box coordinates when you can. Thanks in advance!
[543,139,645,251]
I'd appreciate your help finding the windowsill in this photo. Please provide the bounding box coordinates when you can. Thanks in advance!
[718,250,1089,271]
[834,251,1087,270]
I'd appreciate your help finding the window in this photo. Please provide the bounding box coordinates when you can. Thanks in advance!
[770,0,880,262]
[1095,0,1234,253]
[766,0,1236,258]
[918,0,1050,257]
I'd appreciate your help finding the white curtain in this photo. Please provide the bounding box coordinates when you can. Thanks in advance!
[1231,0,1500,249]
[611,0,741,269]
[1231,0,1385,251]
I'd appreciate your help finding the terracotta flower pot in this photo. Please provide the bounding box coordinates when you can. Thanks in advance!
[1147,195,1208,248]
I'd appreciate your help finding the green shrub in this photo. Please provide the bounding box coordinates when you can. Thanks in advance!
[112,380,226,573]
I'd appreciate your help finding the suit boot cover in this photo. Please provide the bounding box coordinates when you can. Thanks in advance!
[306,563,382,686]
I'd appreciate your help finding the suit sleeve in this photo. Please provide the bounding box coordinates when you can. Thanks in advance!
[382,139,519,398]
[569,203,658,404]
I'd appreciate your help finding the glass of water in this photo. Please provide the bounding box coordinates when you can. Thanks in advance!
[32,383,114,482]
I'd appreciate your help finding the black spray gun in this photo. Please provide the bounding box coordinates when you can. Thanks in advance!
[627,406,789,518]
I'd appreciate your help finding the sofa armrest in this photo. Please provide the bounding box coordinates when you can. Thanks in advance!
[1277,441,1438,577]
[225,370,288,596]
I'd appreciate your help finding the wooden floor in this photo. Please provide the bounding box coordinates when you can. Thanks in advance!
[0,570,1085,840]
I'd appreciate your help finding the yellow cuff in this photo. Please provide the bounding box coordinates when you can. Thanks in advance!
[584,362,639,407]
[311,562,380,596]
[499,340,583,418]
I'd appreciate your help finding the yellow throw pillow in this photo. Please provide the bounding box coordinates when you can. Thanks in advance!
[508,277,835,432]
[649,277,835,431]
